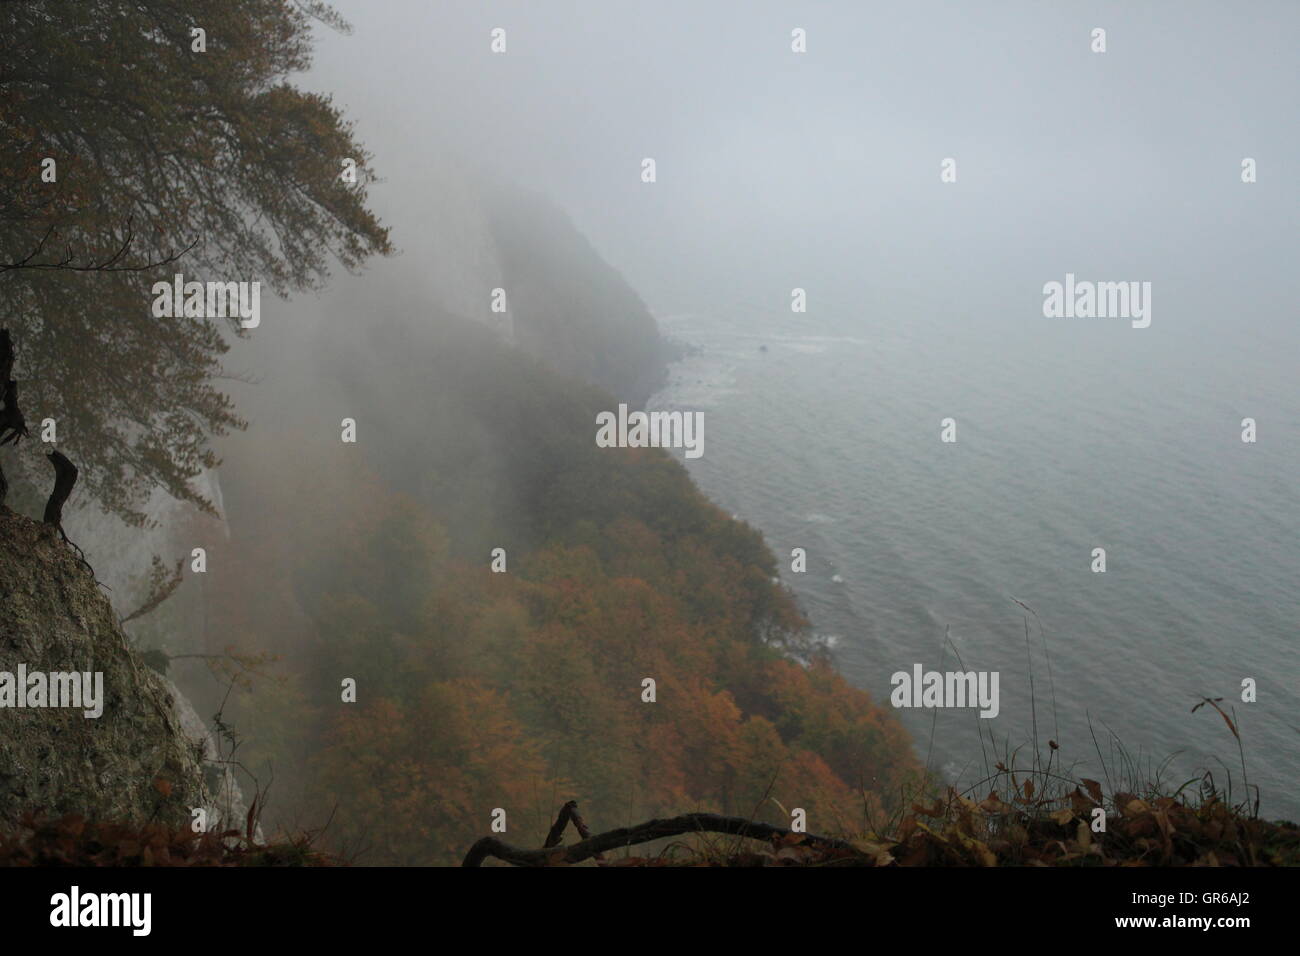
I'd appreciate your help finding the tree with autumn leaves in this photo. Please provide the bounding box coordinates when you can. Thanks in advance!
[0,0,390,523]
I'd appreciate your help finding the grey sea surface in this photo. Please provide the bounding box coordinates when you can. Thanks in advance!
[649,303,1298,821]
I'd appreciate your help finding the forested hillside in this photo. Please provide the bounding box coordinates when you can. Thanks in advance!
[192,308,921,864]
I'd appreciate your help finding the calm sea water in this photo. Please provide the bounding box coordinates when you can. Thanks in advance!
[649,302,1299,821]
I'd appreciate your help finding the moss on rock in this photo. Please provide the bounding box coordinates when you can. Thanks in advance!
[0,508,209,830]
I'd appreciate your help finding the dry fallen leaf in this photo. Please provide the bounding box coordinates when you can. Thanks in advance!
[852,839,897,867]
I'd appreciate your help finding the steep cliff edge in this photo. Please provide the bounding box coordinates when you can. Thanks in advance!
[0,509,209,830]
[370,153,674,406]
[483,180,676,405]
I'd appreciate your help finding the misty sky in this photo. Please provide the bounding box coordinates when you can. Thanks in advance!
[293,0,1298,341]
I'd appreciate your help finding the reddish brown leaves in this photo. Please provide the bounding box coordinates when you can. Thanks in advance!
[588,788,1298,867]
[0,812,336,867]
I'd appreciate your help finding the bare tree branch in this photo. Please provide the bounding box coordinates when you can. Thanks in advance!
[0,218,198,273]
[120,554,185,625]
[463,809,852,867]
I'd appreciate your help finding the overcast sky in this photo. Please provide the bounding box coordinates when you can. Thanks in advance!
[294,2,1295,326]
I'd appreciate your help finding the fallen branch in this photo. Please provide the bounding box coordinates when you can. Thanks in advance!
[541,799,606,864]
[542,800,579,849]
[463,810,853,867]
[572,806,600,842]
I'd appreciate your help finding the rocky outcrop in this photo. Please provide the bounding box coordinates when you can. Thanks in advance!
[0,508,210,830]
[392,153,673,405]
[483,179,674,405]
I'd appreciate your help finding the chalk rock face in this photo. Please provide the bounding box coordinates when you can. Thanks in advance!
[51,469,262,840]
[63,467,228,600]
[0,509,210,830]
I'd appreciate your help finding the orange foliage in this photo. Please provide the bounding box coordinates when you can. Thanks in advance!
[199,428,921,864]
